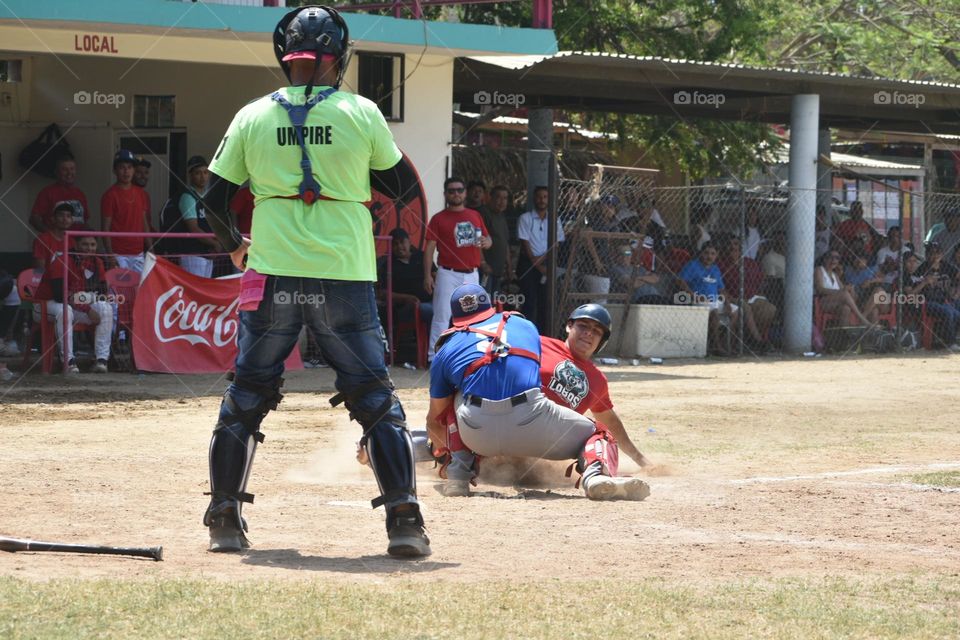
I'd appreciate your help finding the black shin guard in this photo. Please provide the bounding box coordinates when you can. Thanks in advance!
[204,377,282,531]
[330,379,419,515]
[204,420,261,530]
[366,422,418,519]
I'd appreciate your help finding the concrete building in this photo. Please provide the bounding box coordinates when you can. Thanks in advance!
[0,0,556,262]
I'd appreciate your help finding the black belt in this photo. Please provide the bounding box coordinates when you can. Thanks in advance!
[467,391,529,408]
[440,266,474,274]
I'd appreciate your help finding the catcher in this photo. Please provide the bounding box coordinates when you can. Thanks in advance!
[423,284,650,500]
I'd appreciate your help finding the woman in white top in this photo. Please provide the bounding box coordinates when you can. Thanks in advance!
[815,251,873,325]
[691,202,712,251]
[743,206,764,260]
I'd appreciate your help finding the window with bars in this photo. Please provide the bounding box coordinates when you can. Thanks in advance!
[358,53,404,122]
[133,95,176,128]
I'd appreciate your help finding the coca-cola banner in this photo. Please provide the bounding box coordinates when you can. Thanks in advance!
[133,255,303,373]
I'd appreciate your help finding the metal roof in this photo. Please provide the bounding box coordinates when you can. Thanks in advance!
[454,110,617,140]
[828,152,922,172]
[470,51,960,89]
[455,51,960,134]
[772,147,923,175]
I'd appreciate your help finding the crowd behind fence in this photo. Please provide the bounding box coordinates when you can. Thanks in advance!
[555,169,960,358]
[11,178,960,376]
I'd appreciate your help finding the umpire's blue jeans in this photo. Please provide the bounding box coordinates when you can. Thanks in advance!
[222,275,416,511]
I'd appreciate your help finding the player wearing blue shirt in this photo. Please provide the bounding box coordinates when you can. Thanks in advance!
[425,284,649,501]
[677,241,738,356]
[678,248,725,302]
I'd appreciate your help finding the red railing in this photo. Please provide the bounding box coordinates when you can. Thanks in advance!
[57,231,396,373]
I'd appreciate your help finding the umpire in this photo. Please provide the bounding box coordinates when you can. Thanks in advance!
[199,5,430,557]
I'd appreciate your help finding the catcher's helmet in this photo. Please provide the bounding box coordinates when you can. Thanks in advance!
[567,303,612,353]
[274,5,350,87]
[450,283,492,321]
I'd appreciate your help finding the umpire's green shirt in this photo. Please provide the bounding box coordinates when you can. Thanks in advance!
[209,86,402,281]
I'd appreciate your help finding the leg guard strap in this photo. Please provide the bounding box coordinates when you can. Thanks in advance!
[228,371,284,410]
[203,498,249,531]
[371,489,410,510]
[216,394,267,444]
[330,378,407,443]
[204,489,255,504]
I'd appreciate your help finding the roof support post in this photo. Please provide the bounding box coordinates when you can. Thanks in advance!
[784,94,820,353]
[527,107,555,330]
[817,128,832,222]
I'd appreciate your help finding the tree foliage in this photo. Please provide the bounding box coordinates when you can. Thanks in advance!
[460,0,783,180]
[753,0,960,81]
[333,1,960,180]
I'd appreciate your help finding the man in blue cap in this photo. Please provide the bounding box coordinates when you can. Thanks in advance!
[426,283,650,500]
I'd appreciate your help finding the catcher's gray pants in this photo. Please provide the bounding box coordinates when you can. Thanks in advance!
[448,387,597,481]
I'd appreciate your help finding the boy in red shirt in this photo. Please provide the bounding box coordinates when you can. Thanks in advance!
[101,149,151,273]
[37,229,114,374]
[33,203,74,270]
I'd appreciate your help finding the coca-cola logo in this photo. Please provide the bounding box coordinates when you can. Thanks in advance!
[153,285,239,347]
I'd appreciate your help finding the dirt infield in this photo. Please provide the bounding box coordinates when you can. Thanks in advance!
[1,353,959,584]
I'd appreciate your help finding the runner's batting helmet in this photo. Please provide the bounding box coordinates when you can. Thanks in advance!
[274,5,351,88]
[567,304,612,352]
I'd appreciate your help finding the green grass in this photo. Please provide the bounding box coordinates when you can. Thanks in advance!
[1,576,958,639]
[908,471,960,488]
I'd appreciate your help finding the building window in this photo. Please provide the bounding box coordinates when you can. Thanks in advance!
[358,53,404,122]
[0,60,22,83]
[133,95,176,128]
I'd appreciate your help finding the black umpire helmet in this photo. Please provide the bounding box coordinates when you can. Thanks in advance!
[274,5,351,88]
[567,304,613,353]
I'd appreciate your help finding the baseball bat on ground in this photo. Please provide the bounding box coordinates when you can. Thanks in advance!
[0,536,163,561]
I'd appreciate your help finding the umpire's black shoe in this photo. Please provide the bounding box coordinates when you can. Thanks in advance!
[205,504,251,552]
[208,521,251,553]
[387,506,432,558]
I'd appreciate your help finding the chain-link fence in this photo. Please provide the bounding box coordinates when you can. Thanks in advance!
[554,168,960,358]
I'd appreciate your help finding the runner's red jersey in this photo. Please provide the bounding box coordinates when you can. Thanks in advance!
[539,336,613,415]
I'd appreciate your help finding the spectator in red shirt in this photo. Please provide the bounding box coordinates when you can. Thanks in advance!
[834,200,880,258]
[101,149,151,273]
[718,237,778,351]
[423,176,491,358]
[29,154,89,232]
[229,185,255,236]
[33,203,74,270]
[35,229,114,374]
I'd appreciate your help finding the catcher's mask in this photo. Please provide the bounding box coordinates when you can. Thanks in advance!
[567,303,612,353]
[274,5,351,90]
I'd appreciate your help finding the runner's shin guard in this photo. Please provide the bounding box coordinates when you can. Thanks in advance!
[576,429,620,482]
